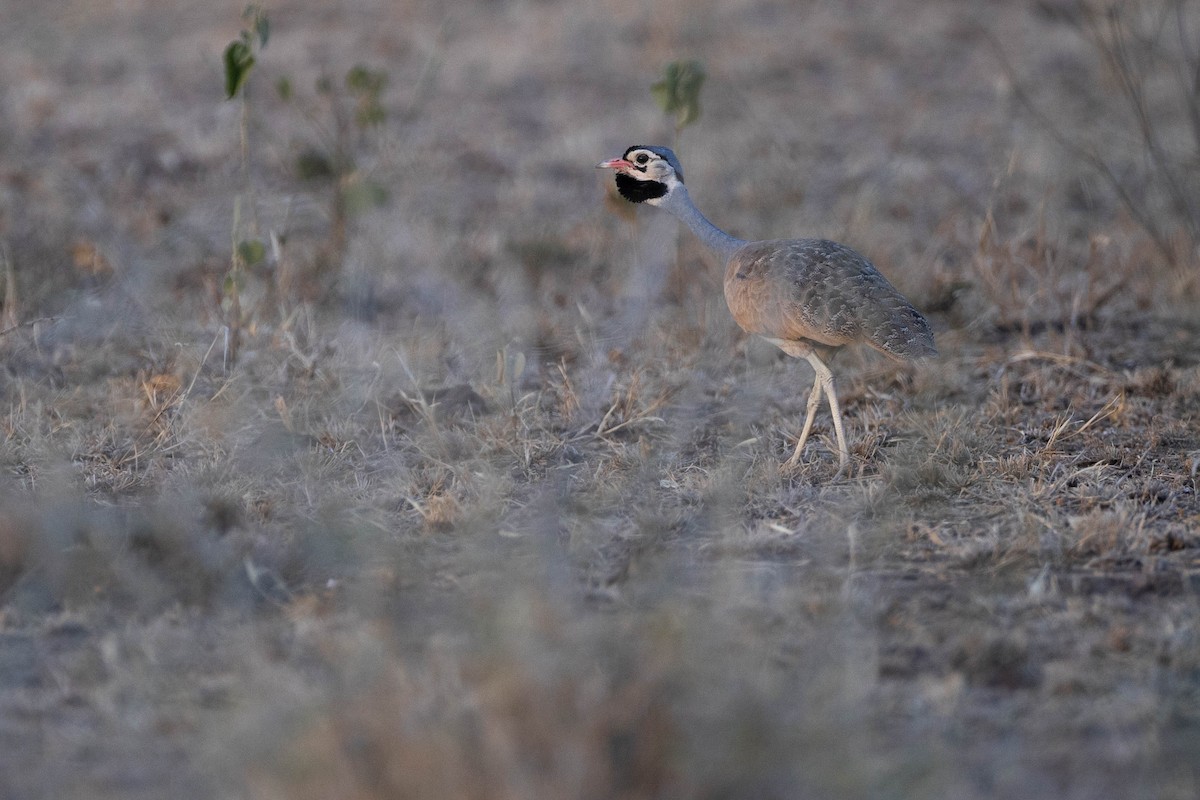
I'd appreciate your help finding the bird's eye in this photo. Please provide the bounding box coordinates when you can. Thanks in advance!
[634,153,649,165]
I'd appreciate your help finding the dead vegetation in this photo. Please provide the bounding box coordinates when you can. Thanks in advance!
[0,1,1199,799]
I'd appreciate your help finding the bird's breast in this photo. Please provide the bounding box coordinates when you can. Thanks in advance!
[723,254,851,348]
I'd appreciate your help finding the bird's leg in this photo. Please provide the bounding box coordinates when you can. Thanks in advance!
[784,378,823,468]
[805,352,850,475]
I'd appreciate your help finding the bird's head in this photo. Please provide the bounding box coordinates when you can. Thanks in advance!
[596,145,684,206]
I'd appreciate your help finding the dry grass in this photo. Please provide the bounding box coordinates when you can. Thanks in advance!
[1,1,1200,798]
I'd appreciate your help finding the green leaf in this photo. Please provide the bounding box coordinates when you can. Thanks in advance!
[651,60,706,130]
[346,65,386,95]
[223,40,255,99]
[241,3,268,46]
[222,271,245,296]
[254,13,269,47]
[650,69,669,105]
[295,148,335,181]
[276,76,293,102]
[341,179,390,216]
[237,239,267,266]
[346,65,388,128]
[356,103,386,128]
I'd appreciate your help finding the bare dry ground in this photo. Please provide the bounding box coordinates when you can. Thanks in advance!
[2,0,1200,797]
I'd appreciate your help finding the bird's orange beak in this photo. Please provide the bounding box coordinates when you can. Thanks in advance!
[596,157,632,171]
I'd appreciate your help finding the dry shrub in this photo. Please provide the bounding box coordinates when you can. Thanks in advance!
[878,408,985,501]
[1002,0,1200,294]
[951,632,1041,689]
[0,509,29,598]
[972,211,1127,332]
[1066,505,1148,560]
[248,644,675,800]
[2,499,243,613]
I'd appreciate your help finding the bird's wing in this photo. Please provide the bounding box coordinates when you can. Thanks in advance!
[725,239,936,359]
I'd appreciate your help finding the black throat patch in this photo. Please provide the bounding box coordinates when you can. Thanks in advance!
[615,172,668,204]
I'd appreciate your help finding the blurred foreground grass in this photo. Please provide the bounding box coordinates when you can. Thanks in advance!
[1,0,1200,798]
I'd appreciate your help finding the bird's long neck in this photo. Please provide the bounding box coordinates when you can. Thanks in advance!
[657,185,745,263]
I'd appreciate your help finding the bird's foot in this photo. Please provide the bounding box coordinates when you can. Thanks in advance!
[780,452,850,478]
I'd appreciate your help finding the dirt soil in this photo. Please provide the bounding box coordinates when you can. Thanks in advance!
[2,1,1200,798]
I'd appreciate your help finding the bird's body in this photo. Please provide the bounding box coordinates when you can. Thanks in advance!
[724,237,935,359]
[598,145,935,473]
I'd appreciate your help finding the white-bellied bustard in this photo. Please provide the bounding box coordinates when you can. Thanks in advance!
[597,145,936,474]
